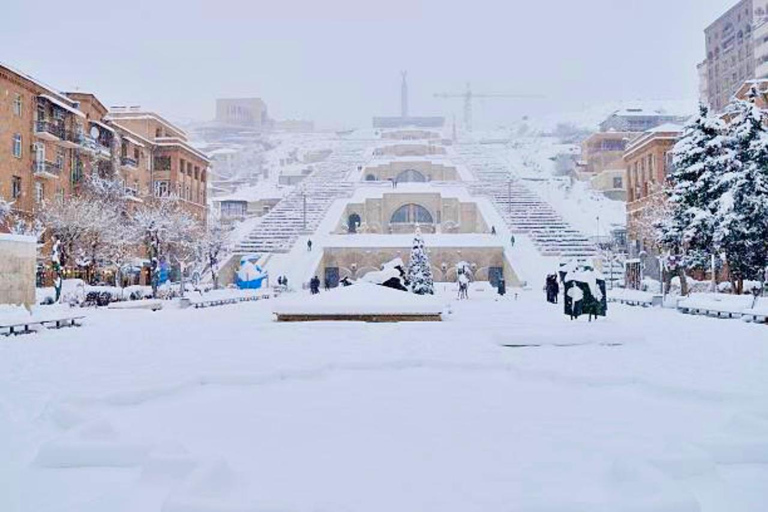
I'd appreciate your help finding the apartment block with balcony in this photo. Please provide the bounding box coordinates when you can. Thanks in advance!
[577,131,636,181]
[108,108,210,220]
[0,63,89,217]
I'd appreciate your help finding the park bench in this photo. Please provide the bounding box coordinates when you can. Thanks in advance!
[107,300,163,312]
[1,315,85,336]
[182,292,270,309]
[741,298,768,324]
[677,294,755,319]
[608,289,657,307]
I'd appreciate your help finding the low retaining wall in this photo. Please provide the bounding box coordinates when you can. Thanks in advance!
[275,313,442,322]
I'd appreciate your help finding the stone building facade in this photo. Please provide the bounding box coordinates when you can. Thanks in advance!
[362,160,459,182]
[624,125,682,275]
[338,192,488,235]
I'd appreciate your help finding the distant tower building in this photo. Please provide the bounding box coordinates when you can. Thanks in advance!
[215,98,268,128]
[400,71,409,118]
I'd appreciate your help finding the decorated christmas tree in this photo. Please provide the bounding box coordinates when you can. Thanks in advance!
[407,228,434,295]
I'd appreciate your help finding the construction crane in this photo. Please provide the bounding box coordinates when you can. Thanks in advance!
[434,82,543,132]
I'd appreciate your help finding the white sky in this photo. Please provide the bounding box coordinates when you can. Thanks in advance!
[1,0,736,129]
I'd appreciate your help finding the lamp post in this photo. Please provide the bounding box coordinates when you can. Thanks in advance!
[302,190,307,233]
[507,177,512,215]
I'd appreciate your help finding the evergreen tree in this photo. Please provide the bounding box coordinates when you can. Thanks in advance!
[716,87,768,293]
[407,229,434,295]
[658,104,731,279]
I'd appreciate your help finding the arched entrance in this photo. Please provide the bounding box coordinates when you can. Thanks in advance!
[390,204,433,224]
[396,169,426,183]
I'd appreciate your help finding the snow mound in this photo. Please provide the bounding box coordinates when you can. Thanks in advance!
[33,420,150,468]
[272,282,444,316]
[162,460,272,512]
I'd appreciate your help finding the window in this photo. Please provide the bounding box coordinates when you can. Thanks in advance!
[390,204,433,224]
[12,134,22,158]
[13,94,22,116]
[154,180,170,197]
[35,182,44,204]
[12,176,22,199]
[194,166,199,180]
[613,176,623,189]
[154,156,172,171]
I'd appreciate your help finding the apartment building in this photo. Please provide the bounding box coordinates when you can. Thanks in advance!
[623,124,683,263]
[0,63,108,219]
[108,107,210,219]
[599,109,688,133]
[700,0,768,112]
[578,131,635,179]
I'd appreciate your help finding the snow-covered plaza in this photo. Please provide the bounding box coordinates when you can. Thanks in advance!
[2,290,767,512]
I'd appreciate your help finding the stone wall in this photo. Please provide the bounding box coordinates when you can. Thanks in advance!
[0,234,36,307]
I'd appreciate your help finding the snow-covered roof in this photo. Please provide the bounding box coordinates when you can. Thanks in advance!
[208,148,240,157]
[213,183,289,203]
[39,94,85,118]
[0,61,77,107]
[647,123,684,133]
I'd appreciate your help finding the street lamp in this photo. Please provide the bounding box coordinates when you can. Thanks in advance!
[302,189,307,233]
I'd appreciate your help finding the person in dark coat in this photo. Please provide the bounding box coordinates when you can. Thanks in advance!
[309,276,320,295]
[307,239,313,252]
[491,226,497,235]
[497,277,506,296]
[552,276,559,304]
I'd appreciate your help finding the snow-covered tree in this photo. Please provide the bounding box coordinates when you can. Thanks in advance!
[133,196,199,297]
[0,197,11,226]
[715,87,768,293]
[658,104,731,289]
[407,228,434,295]
[196,216,230,290]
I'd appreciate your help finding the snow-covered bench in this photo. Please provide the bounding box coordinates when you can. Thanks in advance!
[182,290,270,309]
[107,300,163,312]
[741,298,768,323]
[608,289,657,307]
[677,294,756,319]
[0,306,85,336]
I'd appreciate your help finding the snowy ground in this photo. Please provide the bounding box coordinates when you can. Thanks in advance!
[2,289,767,512]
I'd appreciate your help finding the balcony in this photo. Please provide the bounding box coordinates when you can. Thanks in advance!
[80,136,112,159]
[32,161,61,179]
[34,120,64,142]
[121,156,139,169]
[59,130,82,149]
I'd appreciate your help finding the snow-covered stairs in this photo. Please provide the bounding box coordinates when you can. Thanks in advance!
[235,143,366,254]
[459,145,598,260]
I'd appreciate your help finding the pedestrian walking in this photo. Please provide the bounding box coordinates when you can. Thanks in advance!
[491,225,497,235]
[497,277,506,296]
[307,239,313,252]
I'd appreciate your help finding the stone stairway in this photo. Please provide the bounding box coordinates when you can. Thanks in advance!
[235,142,366,254]
[458,145,598,261]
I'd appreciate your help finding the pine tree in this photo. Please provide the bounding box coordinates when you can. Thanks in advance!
[407,229,434,295]
[658,104,732,281]
[716,87,768,293]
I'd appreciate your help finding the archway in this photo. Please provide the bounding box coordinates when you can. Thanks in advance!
[390,204,433,224]
[395,169,426,183]
[365,174,377,181]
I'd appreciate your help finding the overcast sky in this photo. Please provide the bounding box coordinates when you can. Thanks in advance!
[1,0,735,129]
